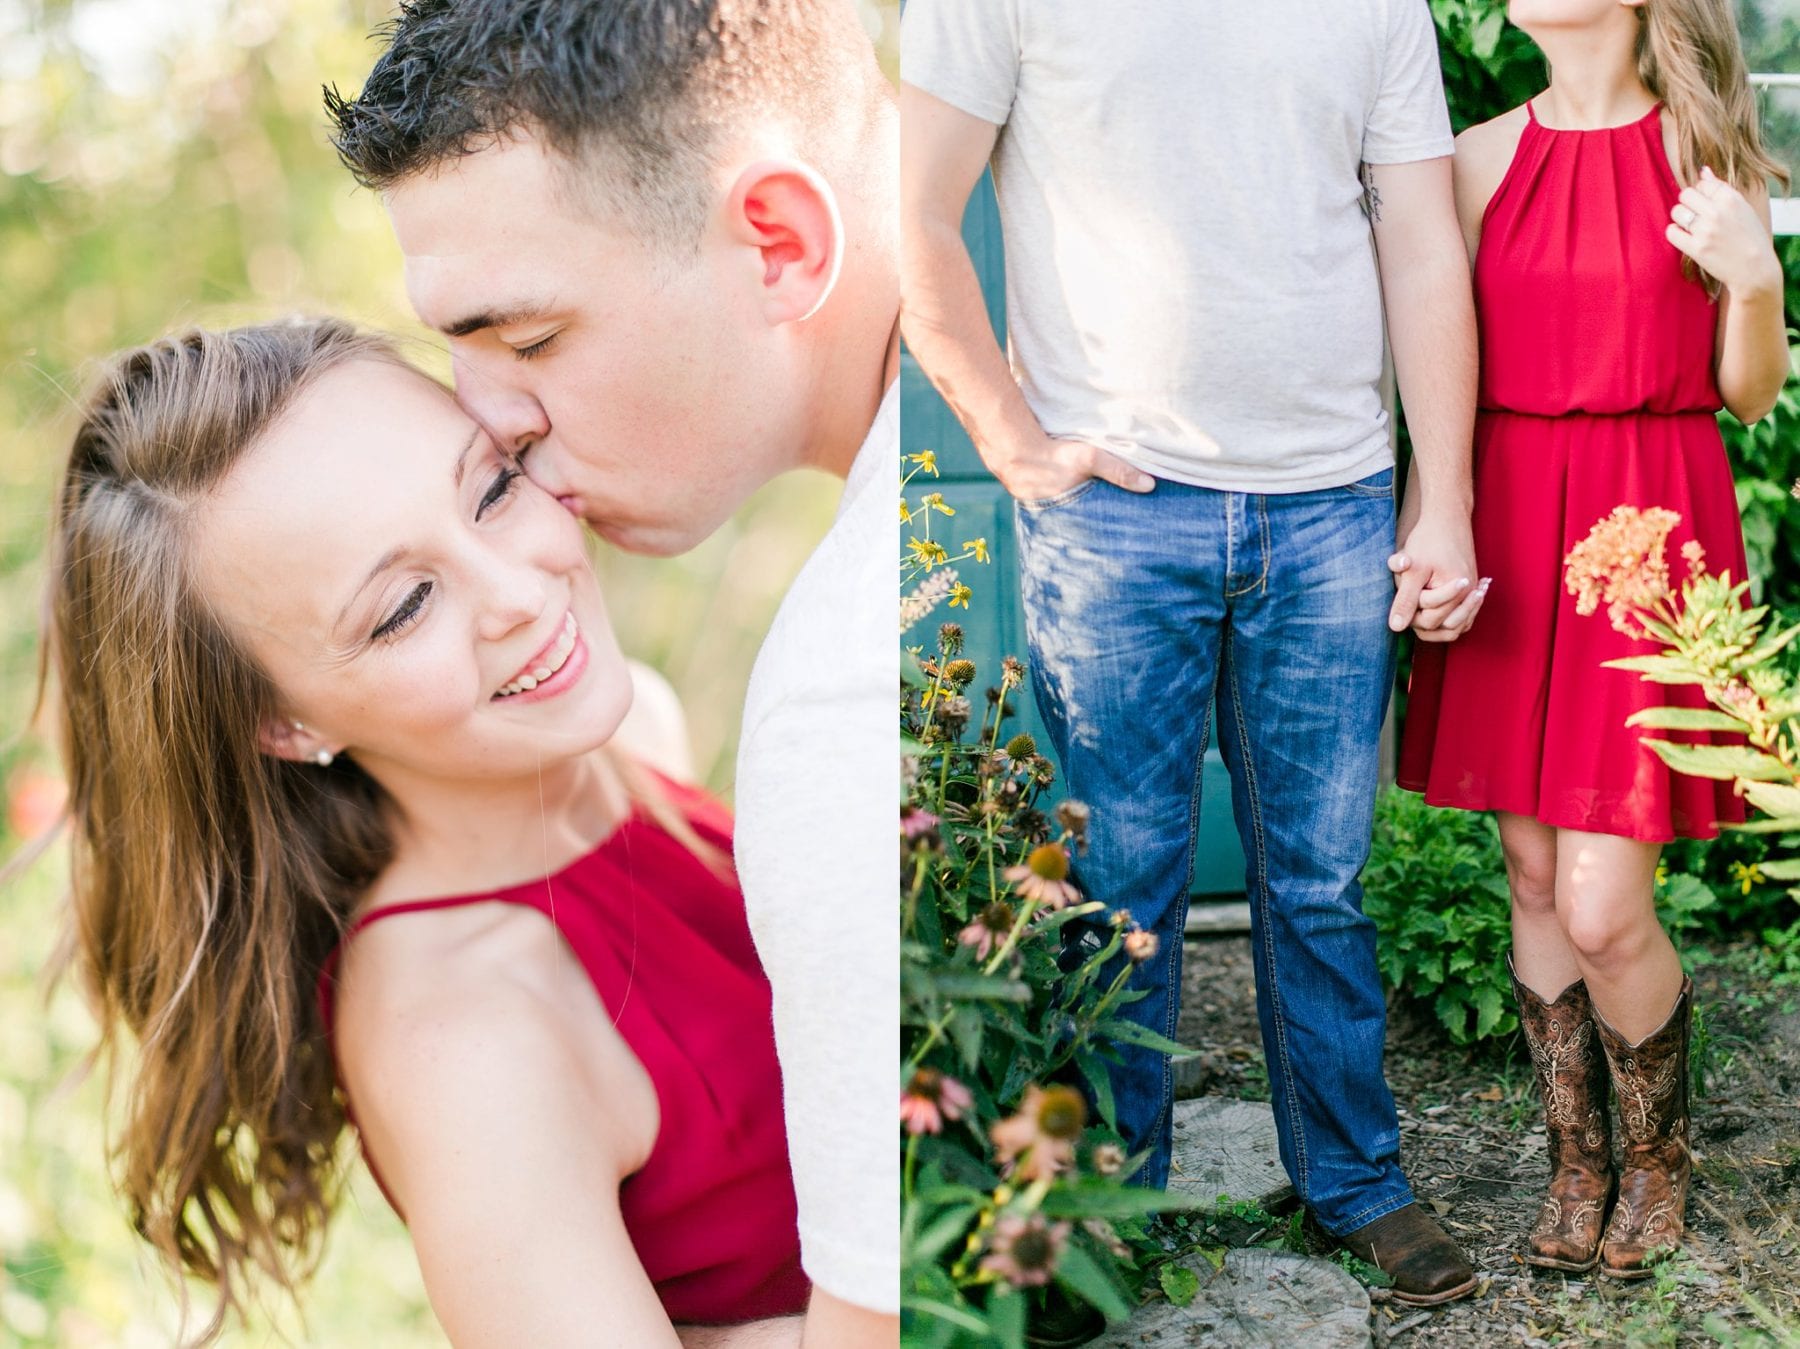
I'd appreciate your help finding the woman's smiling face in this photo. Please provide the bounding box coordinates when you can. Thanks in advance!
[194,356,632,784]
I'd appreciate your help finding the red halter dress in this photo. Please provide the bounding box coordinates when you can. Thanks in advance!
[317,777,810,1323]
[1398,101,1748,843]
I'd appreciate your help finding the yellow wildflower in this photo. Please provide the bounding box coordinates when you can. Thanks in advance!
[908,449,939,475]
[1731,861,1764,895]
[965,537,990,563]
[948,582,973,610]
[908,537,949,569]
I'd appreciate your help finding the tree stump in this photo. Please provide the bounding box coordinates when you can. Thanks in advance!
[1167,1097,1293,1210]
[1093,1249,1371,1348]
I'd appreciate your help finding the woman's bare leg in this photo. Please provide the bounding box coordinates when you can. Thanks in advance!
[1499,812,1580,998]
[1553,828,1681,1042]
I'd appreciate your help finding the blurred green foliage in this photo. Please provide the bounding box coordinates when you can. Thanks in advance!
[0,0,893,1342]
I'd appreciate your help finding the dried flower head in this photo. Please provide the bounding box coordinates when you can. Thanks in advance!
[979,1213,1071,1287]
[938,622,965,656]
[944,658,978,687]
[938,696,972,735]
[1124,929,1160,964]
[958,901,1017,961]
[1082,1217,1131,1258]
[1001,656,1026,690]
[1091,1143,1127,1177]
[900,1066,974,1136]
[1055,799,1091,839]
[990,1084,1088,1180]
[1005,733,1038,760]
[1004,844,1081,909]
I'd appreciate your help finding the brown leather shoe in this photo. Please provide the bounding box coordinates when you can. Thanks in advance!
[1511,958,1616,1273]
[1593,978,1693,1279]
[1339,1203,1477,1305]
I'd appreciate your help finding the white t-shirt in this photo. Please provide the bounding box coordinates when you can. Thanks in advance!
[734,382,899,1313]
[902,0,1454,493]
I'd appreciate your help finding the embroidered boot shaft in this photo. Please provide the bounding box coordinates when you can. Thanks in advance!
[1593,978,1693,1279]
[1511,958,1615,1273]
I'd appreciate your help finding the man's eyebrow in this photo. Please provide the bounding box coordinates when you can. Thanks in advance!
[440,300,556,339]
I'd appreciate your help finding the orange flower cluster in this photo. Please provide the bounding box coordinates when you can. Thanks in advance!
[1562,505,1683,638]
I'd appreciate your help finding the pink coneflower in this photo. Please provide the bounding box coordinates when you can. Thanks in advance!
[991,1084,1087,1180]
[1124,929,1159,964]
[900,1067,973,1136]
[1003,844,1081,910]
[959,901,1017,961]
[979,1213,1071,1287]
[901,806,941,841]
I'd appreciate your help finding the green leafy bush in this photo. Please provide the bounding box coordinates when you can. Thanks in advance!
[1362,790,1516,1045]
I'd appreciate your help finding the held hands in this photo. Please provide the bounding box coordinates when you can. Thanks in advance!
[1388,509,1488,642]
[1667,167,1782,298]
[987,431,1155,504]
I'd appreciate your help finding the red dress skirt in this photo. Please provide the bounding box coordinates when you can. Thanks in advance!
[1397,101,1748,843]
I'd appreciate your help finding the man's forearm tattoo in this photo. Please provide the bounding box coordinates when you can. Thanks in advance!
[1361,164,1383,223]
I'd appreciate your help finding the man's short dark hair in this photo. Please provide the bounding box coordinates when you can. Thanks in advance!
[326,0,884,253]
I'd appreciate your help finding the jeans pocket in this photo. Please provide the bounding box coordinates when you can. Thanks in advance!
[1337,467,1395,499]
[1015,477,1102,512]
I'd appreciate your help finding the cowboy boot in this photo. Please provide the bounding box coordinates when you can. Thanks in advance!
[1593,977,1693,1279]
[1511,957,1615,1273]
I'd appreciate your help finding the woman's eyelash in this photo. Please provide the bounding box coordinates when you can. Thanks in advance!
[513,333,558,361]
[478,465,523,518]
[373,582,432,641]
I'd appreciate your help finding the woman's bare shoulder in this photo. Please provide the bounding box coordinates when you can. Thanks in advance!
[1454,105,1531,179]
[331,903,659,1194]
[1452,105,1532,249]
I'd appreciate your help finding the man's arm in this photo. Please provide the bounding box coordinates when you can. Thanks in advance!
[899,84,1151,501]
[1363,156,1485,641]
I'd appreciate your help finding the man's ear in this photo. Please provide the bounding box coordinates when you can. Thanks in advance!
[723,158,844,326]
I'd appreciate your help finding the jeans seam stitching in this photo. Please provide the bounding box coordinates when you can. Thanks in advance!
[1224,628,1310,1194]
[1156,698,1213,1156]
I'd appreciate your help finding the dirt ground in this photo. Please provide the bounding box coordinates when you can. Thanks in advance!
[1174,934,1800,1347]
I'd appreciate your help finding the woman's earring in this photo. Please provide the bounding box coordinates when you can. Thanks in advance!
[314,748,335,767]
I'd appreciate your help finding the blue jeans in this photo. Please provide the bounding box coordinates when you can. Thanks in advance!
[1013,469,1412,1235]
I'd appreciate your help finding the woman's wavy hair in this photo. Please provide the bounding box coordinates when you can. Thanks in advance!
[38,317,706,1341]
[1636,0,1789,285]
[42,318,404,1341]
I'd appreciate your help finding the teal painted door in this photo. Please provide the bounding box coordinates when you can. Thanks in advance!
[902,174,1247,896]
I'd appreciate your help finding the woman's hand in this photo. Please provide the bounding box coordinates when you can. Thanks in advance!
[1667,167,1783,300]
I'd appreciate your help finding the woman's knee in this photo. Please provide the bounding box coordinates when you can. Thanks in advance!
[1558,893,1658,969]
[1500,831,1557,918]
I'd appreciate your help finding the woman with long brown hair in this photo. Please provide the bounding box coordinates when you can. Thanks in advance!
[1399,0,1787,1280]
[41,318,808,1344]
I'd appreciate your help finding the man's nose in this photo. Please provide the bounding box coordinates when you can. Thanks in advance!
[453,356,550,455]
